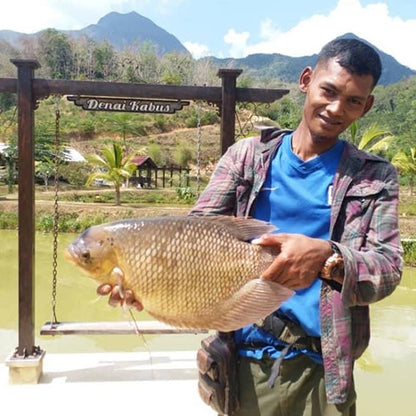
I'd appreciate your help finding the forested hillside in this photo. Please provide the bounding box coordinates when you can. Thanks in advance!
[0,26,415,194]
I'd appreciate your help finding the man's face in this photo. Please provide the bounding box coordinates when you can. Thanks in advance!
[299,58,375,143]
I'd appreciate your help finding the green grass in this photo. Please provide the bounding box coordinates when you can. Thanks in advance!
[402,239,416,267]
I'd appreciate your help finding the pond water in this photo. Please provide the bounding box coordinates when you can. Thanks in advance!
[1,230,415,415]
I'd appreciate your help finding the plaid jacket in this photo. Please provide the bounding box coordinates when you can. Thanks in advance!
[191,128,403,403]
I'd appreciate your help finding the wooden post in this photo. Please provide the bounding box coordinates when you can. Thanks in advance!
[11,59,39,358]
[6,59,45,385]
[217,69,242,155]
[162,166,166,188]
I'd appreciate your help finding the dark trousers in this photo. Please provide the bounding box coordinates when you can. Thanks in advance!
[234,355,356,416]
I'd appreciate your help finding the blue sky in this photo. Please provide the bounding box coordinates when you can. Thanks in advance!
[1,0,416,69]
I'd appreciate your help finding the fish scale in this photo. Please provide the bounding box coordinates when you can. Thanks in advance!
[65,215,294,331]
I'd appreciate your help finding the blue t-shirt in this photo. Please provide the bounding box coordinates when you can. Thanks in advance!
[235,133,344,362]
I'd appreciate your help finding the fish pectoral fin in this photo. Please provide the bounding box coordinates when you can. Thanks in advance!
[110,266,125,298]
[211,279,294,332]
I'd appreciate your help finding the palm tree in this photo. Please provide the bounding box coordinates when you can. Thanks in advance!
[86,142,137,205]
[392,148,416,195]
[106,113,138,152]
[349,121,394,153]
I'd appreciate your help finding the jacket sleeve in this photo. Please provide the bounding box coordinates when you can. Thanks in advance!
[190,138,252,216]
[337,163,403,306]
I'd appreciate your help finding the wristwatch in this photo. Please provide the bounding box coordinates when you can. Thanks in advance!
[320,241,344,281]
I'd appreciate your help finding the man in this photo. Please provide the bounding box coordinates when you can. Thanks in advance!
[190,38,402,415]
[100,38,402,415]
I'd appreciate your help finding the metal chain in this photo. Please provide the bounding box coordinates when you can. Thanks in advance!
[196,101,202,198]
[51,96,61,324]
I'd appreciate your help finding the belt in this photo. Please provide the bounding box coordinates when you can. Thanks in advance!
[250,314,322,388]
[258,314,322,354]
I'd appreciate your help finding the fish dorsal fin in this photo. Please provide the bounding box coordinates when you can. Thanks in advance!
[190,215,277,242]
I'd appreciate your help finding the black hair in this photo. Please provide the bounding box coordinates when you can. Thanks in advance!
[316,38,382,87]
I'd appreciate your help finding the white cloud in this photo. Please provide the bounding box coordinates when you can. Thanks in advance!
[224,29,250,58]
[0,0,62,33]
[0,0,185,33]
[242,0,416,70]
[184,41,211,59]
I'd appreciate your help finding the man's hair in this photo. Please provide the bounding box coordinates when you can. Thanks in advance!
[316,38,382,87]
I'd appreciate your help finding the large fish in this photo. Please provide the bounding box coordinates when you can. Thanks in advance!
[65,215,293,331]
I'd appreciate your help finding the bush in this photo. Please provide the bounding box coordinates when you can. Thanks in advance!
[0,210,18,229]
[59,162,92,188]
[37,214,55,232]
[402,239,416,266]
[173,142,194,168]
[176,187,196,202]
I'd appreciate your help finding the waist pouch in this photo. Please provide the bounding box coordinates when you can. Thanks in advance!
[197,331,239,416]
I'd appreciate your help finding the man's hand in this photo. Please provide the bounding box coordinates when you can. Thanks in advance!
[253,233,332,290]
[96,283,144,311]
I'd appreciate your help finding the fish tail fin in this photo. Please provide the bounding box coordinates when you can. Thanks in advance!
[210,279,294,332]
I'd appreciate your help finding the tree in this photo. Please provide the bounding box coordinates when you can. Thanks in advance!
[93,40,117,80]
[86,142,137,205]
[147,142,165,166]
[35,160,55,191]
[160,51,195,85]
[105,113,141,152]
[118,41,162,84]
[71,35,96,80]
[392,147,416,195]
[257,95,302,129]
[38,29,74,79]
[348,121,394,155]
[173,141,194,168]
[1,139,17,193]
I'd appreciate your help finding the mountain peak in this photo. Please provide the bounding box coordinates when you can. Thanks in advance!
[78,11,189,55]
[96,11,151,27]
[206,32,415,86]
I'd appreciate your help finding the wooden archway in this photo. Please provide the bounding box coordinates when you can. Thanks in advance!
[0,59,288,375]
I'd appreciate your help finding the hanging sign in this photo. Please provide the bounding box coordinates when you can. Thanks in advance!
[67,96,189,114]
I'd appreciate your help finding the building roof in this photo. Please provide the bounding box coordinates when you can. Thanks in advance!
[0,143,86,163]
[131,156,158,168]
[62,147,86,162]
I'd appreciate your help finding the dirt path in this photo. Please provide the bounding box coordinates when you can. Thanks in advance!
[0,197,191,218]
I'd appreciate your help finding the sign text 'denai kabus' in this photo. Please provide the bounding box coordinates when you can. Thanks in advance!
[67,96,190,114]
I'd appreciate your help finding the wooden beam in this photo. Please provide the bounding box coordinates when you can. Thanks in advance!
[0,76,289,104]
[40,321,208,335]
[236,87,289,103]
[0,78,17,92]
[29,78,289,104]
[33,79,223,102]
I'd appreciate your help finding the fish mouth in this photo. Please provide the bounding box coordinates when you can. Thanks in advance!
[64,244,78,264]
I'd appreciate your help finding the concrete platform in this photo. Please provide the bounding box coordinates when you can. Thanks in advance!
[1,350,215,416]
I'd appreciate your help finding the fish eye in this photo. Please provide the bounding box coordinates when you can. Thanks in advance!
[81,251,91,262]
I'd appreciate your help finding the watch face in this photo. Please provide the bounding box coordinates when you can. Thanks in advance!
[329,254,344,280]
[322,253,343,280]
